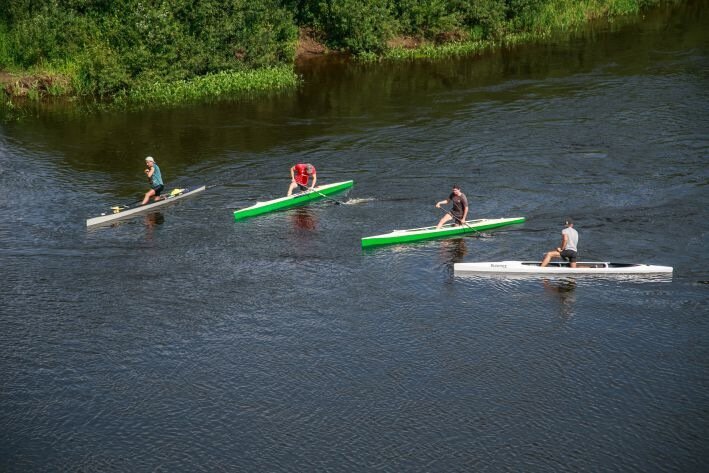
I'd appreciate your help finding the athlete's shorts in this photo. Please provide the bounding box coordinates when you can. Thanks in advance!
[560,249,577,263]
[152,184,164,196]
[452,214,463,226]
[297,183,308,192]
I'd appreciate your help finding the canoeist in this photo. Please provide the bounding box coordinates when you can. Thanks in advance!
[141,156,164,205]
[541,217,579,268]
[435,184,468,229]
[287,163,317,196]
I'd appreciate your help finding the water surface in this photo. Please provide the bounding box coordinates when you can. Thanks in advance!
[1,2,708,471]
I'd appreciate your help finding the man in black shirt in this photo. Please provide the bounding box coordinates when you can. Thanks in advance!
[435,184,469,229]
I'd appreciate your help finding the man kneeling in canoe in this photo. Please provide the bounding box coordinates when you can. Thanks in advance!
[287,163,317,196]
[435,184,469,228]
[142,156,164,205]
[541,217,579,268]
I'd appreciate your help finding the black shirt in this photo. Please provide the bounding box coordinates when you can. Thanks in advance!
[449,192,468,217]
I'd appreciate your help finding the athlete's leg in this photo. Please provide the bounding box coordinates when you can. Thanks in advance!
[436,213,452,229]
[541,249,561,267]
[142,188,156,205]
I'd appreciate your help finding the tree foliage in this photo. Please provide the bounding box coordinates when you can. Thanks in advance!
[0,0,297,95]
[0,0,666,97]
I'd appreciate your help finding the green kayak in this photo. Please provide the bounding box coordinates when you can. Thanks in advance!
[234,180,354,221]
[361,217,526,248]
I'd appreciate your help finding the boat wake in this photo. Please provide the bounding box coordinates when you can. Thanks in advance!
[343,197,376,205]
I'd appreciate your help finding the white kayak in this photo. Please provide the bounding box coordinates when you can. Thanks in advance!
[454,261,673,275]
[86,185,206,227]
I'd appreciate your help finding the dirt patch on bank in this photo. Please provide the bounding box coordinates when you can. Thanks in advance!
[0,72,71,97]
[296,28,327,59]
[295,31,425,58]
[0,71,16,87]
[387,36,422,49]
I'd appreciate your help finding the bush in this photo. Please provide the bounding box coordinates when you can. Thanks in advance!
[0,22,11,68]
[76,43,130,97]
[506,0,546,30]
[0,0,673,101]
[394,0,462,40]
[313,0,398,53]
[1,0,298,95]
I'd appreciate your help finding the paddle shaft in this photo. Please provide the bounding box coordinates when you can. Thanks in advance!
[113,198,144,210]
[307,187,344,205]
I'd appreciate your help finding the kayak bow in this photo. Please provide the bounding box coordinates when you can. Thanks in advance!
[233,180,354,220]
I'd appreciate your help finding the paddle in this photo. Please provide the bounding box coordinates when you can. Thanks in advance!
[306,187,345,205]
[110,199,143,212]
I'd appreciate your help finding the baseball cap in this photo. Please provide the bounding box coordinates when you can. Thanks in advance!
[145,156,154,163]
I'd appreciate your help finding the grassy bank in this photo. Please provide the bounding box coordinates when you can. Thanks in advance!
[115,66,299,106]
[0,0,679,109]
[382,0,666,61]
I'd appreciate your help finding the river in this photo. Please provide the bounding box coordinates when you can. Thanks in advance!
[1,2,708,471]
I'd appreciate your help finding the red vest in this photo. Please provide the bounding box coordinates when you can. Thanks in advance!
[294,163,315,185]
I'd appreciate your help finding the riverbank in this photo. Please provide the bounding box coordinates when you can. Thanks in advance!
[0,0,682,110]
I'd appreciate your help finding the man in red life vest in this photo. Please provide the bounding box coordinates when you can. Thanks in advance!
[287,163,317,196]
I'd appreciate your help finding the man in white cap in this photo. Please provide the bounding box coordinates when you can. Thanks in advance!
[142,156,164,205]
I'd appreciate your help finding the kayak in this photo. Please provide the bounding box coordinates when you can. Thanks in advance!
[86,185,206,227]
[454,261,673,274]
[233,180,354,221]
[361,217,525,248]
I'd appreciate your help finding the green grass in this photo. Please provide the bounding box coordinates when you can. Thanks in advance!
[118,65,299,106]
[532,0,643,35]
[384,39,493,60]
[1,64,299,113]
[380,0,646,62]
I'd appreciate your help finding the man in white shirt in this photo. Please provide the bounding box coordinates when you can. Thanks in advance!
[541,218,579,267]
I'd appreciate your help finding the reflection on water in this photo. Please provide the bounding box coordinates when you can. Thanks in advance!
[144,212,165,239]
[144,212,165,226]
[290,207,317,231]
[542,277,577,319]
[438,238,468,265]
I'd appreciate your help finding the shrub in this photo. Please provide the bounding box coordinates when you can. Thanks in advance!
[394,0,462,40]
[313,0,398,53]
[0,22,11,68]
[76,43,130,97]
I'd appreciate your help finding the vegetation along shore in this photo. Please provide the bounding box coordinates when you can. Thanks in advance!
[0,0,683,108]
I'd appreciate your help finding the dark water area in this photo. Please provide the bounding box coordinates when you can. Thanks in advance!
[1,2,708,471]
